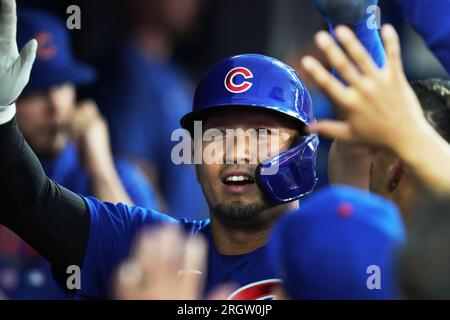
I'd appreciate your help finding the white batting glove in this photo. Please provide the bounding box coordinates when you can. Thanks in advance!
[0,0,37,125]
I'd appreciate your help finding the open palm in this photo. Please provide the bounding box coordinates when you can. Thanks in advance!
[0,0,36,110]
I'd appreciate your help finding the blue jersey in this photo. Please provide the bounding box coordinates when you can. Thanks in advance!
[79,196,280,300]
[0,142,158,299]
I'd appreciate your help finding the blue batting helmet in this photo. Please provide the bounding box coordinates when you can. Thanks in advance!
[180,54,319,203]
[17,8,96,92]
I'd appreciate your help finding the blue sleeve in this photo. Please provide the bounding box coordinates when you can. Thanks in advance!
[114,158,158,209]
[395,0,450,74]
[325,0,386,68]
[78,196,177,299]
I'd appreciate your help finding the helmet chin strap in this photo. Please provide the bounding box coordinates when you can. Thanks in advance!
[255,134,319,204]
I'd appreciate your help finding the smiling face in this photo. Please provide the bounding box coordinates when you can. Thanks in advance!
[194,107,302,230]
[16,84,76,158]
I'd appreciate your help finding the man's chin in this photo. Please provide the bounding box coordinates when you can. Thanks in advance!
[212,200,271,231]
[34,138,67,159]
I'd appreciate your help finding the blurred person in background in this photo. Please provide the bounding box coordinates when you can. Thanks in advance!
[0,8,157,299]
[399,197,450,299]
[94,0,208,219]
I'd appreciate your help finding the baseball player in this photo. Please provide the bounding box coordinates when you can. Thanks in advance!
[0,0,397,300]
[0,0,320,299]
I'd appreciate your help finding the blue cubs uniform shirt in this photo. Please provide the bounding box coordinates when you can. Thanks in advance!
[79,196,280,300]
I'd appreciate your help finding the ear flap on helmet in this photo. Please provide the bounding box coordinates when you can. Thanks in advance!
[255,134,319,204]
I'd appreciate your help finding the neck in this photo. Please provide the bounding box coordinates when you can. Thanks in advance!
[132,27,172,62]
[210,201,299,255]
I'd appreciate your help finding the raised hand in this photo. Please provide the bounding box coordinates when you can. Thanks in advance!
[302,24,450,195]
[301,24,428,155]
[115,225,207,300]
[0,0,37,124]
[114,225,234,300]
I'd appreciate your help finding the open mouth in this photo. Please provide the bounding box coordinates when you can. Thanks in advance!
[222,173,255,186]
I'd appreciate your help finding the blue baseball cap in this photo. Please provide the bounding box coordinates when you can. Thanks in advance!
[17,8,96,92]
[268,185,406,299]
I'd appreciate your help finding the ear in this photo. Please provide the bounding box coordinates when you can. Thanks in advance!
[385,158,404,193]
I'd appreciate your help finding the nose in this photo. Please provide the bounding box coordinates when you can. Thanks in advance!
[46,87,63,117]
[224,128,258,165]
[46,85,74,118]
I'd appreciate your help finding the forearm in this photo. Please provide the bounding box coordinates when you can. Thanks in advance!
[319,1,382,189]
[89,162,134,204]
[0,116,90,287]
[396,124,450,195]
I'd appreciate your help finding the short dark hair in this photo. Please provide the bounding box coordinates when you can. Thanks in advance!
[411,78,450,143]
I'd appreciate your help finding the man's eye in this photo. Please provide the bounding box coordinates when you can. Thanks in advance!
[214,128,227,135]
[254,129,267,136]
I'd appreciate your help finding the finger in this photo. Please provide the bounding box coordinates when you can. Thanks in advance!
[151,226,185,291]
[314,31,362,87]
[0,0,17,50]
[334,25,379,77]
[17,39,37,81]
[79,101,100,120]
[381,24,403,75]
[178,235,207,299]
[307,120,354,142]
[133,229,159,275]
[78,100,99,113]
[132,226,183,297]
[301,56,353,111]
[114,260,144,300]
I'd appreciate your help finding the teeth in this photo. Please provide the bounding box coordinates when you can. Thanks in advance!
[225,175,252,182]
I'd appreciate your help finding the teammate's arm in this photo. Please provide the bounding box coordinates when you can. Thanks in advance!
[0,0,89,285]
[301,25,450,195]
[312,0,384,190]
[70,100,134,204]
